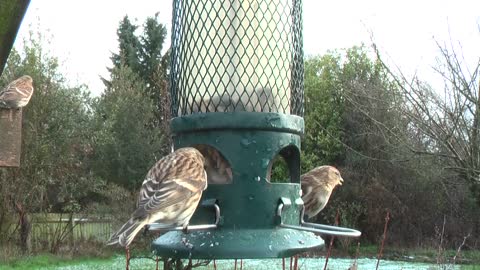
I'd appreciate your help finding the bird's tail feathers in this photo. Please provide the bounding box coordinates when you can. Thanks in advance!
[107,218,146,247]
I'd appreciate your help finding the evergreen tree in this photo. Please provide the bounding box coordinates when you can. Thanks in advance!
[110,16,142,74]
[92,63,165,190]
[107,14,169,127]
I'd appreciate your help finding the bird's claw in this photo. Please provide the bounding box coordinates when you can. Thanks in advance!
[182,223,190,234]
[142,224,150,236]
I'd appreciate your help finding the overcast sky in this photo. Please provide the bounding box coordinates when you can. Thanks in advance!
[13,0,480,95]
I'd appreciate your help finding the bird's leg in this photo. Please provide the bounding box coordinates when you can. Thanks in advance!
[182,222,189,234]
[164,258,172,270]
[293,255,298,270]
[174,258,183,270]
[125,246,130,270]
[142,224,150,236]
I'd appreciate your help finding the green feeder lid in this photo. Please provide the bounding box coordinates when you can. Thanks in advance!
[170,111,304,134]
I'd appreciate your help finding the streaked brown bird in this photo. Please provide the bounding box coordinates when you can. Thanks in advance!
[194,144,233,184]
[107,147,207,247]
[0,75,34,108]
[301,166,343,219]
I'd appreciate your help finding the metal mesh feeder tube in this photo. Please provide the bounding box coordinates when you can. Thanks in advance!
[170,0,304,116]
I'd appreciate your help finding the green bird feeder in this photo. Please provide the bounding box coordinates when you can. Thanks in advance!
[151,0,360,259]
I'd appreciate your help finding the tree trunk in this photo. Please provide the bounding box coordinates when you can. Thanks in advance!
[14,202,31,253]
[470,82,480,180]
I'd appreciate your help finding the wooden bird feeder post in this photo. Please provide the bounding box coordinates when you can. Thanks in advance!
[0,108,22,167]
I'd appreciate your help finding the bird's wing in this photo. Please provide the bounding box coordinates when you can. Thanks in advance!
[0,78,33,106]
[0,86,17,101]
[134,177,205,219]
[300,174,316,193]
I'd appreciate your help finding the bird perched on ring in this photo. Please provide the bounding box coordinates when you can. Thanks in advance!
[301,166,343,219]
[107,147,208,247]
[0,75,34,108]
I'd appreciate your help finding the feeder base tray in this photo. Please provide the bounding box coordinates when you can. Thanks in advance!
[151,228,324,259]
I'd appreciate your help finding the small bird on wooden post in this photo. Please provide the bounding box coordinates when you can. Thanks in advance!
[0,75,34,109]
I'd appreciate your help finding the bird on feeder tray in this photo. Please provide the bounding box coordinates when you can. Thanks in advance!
[301,166,344,219]
[0,75,34,109]
[107,147,208,259]
[192,87,280,113]
[288,167,343,270]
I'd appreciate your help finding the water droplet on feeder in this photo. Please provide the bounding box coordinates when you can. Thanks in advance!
[269,245,273,251]
[248,195,254,200]
[255,176,261,181]
[261,158,270,168]
[241,138,250,147]
[215,242,219,246]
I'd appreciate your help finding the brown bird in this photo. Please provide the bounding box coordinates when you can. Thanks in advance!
[194,144,233,184]
[0,75,34,108]
[107,147,208,247]
[301,166,343,219]
[190,87,281,114]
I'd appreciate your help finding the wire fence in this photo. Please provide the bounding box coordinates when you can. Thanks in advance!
[6,213,113,250]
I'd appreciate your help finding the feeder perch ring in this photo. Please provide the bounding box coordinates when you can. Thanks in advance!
[277,200,362,238]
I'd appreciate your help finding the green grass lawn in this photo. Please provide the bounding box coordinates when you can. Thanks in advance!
[0,254,117,270]
[2,254,479,270]
[2,245,480,270]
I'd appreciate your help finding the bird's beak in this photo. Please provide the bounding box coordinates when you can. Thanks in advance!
[338,176,344,186]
